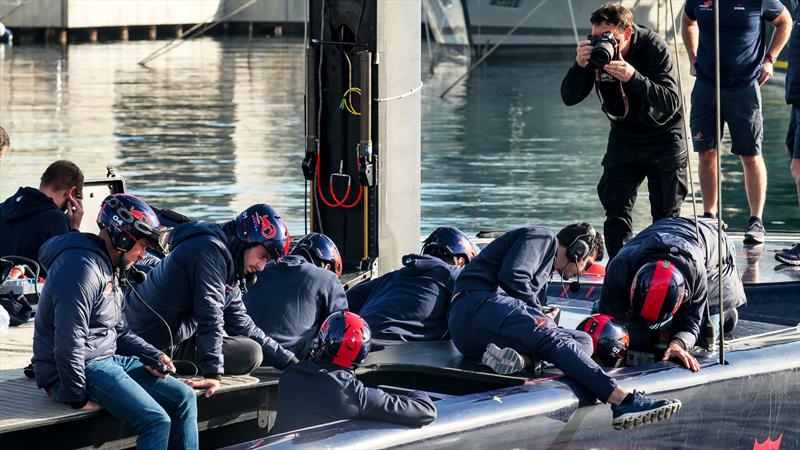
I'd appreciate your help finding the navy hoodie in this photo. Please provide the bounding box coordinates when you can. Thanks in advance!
[243,255,347,359]
[347,254,460,341]
[454,227,557,310]
[32,233,160,408]
[124,221,294,377]
[271,360,436,434]
[0,187,71,265]
[600,217,746,349]
[786,6,800,105]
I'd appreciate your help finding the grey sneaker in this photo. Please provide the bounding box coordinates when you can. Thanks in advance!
[611,391,682,430]
[744,218,765,244]
[481,343,526,375]
[776,243,800,266]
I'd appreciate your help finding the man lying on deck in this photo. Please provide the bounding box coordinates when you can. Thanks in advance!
[599,216,746,372]
[448,223,682,430]
[124,204,297,397]
[271,311,436,434]
[347,227,478,341]
[244,232,347,359]
[32,194,198,449]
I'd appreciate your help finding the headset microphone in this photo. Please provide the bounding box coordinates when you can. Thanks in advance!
[569,280,581,293]
[128,266,147,284]
[245,272,257,285]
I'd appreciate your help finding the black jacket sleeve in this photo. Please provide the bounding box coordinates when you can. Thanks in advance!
[346,274,385,312]
[561,63,595,106]
[224,290,296,369]
[191,246,229,378]
[324,275,349,316]
[670,267,707,349]
[50,263,96,408]
[496,228,556,307]
[598,256,635,320]
[624,41,681,126]
[116,314,162,361]
[356,385,437,427]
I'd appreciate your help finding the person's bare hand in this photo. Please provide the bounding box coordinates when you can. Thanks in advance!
[65,187,84,230]
[758,62,774,86]
[603,57,636,82]
[576,40,592,68]
[689,57,697,77]
[185,377,220,398]
[79,400,103,411]
[144,354,176,379]
[545,306,560,320]
[662,341,700,372]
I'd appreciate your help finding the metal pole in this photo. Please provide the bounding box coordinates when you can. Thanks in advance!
[360,51,372,261]
[714,0,725,365]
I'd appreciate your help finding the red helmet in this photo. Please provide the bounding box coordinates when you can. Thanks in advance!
[97,194,166,253]
[291,232,343,277]
[630,260,688,329]
[314,311,371,369]
[234,204,290,260]
[577,314,629,367]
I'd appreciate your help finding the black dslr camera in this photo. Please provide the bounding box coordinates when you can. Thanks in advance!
[589,31,619,67]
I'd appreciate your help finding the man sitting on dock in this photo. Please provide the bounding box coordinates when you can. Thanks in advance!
[124,204,297,397]
[0,160,84,266]
[448,223,682,430]
[244,232,347,359]
[271,311,436,434]
[599,217,746,372]
[32,194,198,449]
[561,3,687,259]
[347,227,478,341]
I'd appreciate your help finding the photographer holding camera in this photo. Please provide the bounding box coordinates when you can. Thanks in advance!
[561,3,687,259]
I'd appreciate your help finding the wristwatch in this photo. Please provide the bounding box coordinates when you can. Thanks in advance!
[764,54,777,64]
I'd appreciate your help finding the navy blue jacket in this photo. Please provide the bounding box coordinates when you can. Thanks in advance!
[243,255,347,359]
[0,187,71,265]
[32,233,160,408]
[124,221,294,377]
[786,5,800,104]
[600,217,746,349]
[454,227,557,310]
[347,254,460,341]
[271,360,436,434]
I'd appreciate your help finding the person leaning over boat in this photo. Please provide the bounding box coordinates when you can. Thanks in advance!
[777,2,800,266]
[683,0,791,244]
[243,232,347,359]
[0,160,84,266]
[346,227,478,341]
[124,204,297,397]
[599,217,746,372]
[271,311,436,434]
[32,194,198,449]
[448,223,681,430]
[561,3,687,259]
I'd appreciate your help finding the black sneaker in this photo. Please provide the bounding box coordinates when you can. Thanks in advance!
[744,218,766,244]
[776,243,800,266]
[611,391,682,430]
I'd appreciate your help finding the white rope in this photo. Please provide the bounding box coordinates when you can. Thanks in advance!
[374,81,424,102]
[567,0,580,45]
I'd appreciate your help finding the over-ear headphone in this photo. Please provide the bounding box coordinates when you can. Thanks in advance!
[566,225,597,263]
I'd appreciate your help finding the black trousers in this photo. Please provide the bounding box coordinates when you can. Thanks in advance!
[169,334,263,377]
[598,142,688,259]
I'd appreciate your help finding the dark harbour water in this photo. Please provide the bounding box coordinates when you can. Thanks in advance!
[1,37,798,238]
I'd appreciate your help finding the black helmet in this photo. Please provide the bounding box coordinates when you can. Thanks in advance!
[421,227,479,263]
[97,194,166,253]
[577,314,629,367]
[233,204,290,260]
[630,260,687,330]
[291,232,343,277]
[313,311,371,369]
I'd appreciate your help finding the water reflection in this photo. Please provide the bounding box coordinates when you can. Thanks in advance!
[0,37,798,238]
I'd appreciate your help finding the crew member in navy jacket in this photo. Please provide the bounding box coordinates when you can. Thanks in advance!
[244,232,347,359]
[449,223,682,429]
[347,227,478,341]
[271,311,436,434]
[32,194,198,449]
[599,217,745,372]
[125,204,296,397]
[0,160,84,265]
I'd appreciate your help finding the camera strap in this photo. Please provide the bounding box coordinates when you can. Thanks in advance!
[593,67,629,121]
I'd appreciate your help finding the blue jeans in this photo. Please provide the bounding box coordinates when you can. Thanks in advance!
[51,355,198,450]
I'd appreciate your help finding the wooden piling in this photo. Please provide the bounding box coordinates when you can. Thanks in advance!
[175,25,183,39]
[120,26,129,41]
[59,29,68,46]
[149,25,157,40]
[89,29,98,43]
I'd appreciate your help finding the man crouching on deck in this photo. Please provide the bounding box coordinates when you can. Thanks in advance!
[448,223,682,430]
[32,194,198,449]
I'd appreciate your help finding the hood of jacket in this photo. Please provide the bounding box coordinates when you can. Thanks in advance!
[0,187,61,223]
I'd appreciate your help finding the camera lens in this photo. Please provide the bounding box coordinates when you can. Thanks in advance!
[590,41,615,67]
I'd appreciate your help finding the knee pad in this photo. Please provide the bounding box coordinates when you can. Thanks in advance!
[723,308,738,334]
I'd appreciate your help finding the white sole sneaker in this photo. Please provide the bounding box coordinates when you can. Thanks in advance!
[481,343,525,375]
[612,399,682,430]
